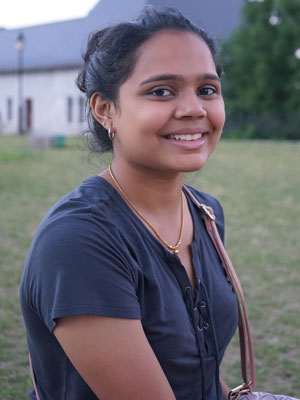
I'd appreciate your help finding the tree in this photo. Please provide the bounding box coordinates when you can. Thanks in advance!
[222,0,300,139]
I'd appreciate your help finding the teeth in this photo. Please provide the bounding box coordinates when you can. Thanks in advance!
[168,133,203,141]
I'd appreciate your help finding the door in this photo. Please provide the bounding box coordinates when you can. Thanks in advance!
[25,98,33,132]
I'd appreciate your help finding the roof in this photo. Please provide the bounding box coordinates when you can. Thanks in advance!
[149,0,244,39]
[0,0,244,73]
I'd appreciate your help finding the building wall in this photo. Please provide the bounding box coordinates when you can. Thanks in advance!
[0,68,86,136]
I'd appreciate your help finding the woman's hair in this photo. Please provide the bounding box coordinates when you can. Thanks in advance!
[77,6,222,153]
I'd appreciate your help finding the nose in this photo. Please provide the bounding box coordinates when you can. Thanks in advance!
[175,91,207,119]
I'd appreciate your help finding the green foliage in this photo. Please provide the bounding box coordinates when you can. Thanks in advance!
[222,0,300,139]
[223,110,300,140]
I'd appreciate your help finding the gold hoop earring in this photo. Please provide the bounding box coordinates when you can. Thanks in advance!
[108,128,115,141]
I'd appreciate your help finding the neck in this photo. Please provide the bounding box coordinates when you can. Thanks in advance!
[101,158,190,255]
[105,160,186,254]
[103,159,185,214]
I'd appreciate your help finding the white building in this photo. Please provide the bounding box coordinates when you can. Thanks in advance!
[0,0,243,136]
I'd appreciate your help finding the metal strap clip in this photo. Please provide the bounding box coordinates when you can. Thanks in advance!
[228,382,252,400]
[200,204,216,221]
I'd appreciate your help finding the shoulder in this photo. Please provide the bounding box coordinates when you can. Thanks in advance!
[21,176,141,330]
[27,176,130,264]
[23,175,136,291]
[35,175,118,237]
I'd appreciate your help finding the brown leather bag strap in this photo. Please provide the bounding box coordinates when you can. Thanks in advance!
[183,185,256,387]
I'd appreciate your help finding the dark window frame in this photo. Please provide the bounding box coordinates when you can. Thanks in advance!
[7,98,13,121]
[67,97,73,123]
[78,97,85,123]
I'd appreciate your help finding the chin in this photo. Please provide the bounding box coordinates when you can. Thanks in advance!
[177,156,211,173]
[180,165,206,173]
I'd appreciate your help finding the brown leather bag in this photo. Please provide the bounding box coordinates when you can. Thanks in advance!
[184,186,299,400]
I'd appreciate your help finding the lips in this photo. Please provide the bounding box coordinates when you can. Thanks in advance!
[165,133,203,141]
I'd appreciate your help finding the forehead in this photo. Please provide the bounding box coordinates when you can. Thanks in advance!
[130,30,217,82]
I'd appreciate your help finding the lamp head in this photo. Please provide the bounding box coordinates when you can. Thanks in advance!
[15,33,25,51]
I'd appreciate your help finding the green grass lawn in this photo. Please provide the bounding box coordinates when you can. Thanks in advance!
[0,135,299,399]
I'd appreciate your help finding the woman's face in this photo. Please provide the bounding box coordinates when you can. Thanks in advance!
[110,30,225,176]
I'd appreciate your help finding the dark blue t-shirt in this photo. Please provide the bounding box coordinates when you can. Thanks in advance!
[20,176,238,399]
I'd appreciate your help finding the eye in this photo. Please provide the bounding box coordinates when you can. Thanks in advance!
[148,88,174,97]
[198,86,217,96]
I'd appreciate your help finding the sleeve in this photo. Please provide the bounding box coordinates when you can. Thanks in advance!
[28,213,141,332]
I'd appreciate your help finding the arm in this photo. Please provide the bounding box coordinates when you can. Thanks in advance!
[54,315,176,400]
[220,375,230,400]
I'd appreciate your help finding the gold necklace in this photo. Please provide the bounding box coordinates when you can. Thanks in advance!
[109,165,184,254]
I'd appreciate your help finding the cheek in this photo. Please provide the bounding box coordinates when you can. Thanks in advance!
[214,101,226,129]
[206,105,225,136]
[139,102,171,118]
[133,104,174,134]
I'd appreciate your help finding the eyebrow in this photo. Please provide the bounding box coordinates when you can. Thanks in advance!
[139,73,220,86]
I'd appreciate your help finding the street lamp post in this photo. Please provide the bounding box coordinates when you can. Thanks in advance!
[15,33,25,134]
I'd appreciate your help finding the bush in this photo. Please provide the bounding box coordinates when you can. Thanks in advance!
[221,0,300,140]
[223,111,300,140]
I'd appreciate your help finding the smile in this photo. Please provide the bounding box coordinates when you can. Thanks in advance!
[165,133,203,141]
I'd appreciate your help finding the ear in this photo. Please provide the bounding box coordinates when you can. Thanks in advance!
[90,92,116,129]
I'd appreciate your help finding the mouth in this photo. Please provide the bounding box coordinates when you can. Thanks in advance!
[163,132,206,141]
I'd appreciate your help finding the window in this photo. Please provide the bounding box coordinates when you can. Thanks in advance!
[67,97,73,123]
[7,98,12,121]
[78,97,85,123]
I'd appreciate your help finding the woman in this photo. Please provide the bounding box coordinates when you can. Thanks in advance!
[20,7,238,400]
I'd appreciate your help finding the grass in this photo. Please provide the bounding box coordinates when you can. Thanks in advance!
[0,135,299,398]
